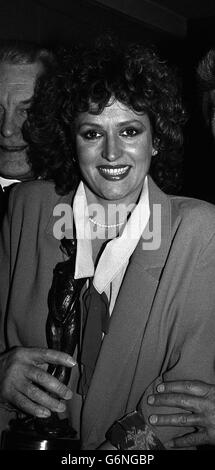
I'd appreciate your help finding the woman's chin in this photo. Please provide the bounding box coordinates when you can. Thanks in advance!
[99,190,129,203]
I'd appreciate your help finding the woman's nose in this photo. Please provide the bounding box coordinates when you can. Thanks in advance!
[102,135,121,161]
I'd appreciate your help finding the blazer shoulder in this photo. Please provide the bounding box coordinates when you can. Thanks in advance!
[9,179,71,215]
[7,180,72,232]
[11,179,57,204]
[170,195,215,241]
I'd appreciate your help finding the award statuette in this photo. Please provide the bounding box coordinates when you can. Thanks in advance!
[1,238,86,450]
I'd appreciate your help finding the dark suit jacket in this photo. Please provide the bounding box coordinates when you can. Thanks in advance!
[1,177,215,449]
[0,185,12,228]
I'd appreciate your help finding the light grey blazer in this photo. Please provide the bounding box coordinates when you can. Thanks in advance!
[1,176,215,449]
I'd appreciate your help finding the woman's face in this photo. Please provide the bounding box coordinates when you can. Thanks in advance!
[75,99,154,205]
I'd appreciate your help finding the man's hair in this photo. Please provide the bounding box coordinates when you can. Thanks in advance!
[197,49,215,125]
[197,49,215,91]
[0,40,56,71]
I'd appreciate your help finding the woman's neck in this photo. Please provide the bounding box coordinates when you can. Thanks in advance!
[84,184,143,229]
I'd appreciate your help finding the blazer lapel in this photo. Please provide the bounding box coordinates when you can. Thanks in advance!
[82,177,181,448]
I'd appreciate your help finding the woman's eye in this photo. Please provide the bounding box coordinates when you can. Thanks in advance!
[82,130,101,140]
[121,128,138,137]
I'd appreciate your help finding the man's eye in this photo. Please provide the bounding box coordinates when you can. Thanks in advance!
[83,130,101,140]
[18,108,29,117]
[121,128,138,137]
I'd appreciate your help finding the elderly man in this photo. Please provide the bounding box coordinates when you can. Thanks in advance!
[0,41,55,223]
[147,48,215,449]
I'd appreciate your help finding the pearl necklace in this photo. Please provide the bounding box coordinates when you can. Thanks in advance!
[89,216,126,229]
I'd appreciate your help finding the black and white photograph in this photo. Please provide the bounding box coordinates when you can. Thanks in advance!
[0,0,215,465]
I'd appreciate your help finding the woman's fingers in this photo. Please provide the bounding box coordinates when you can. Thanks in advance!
[23,381,67,413]
[8,376,69,418]
[15,347,76,368]
[14,390,51,418]
[0,347,75,416]
[28,365,73,400]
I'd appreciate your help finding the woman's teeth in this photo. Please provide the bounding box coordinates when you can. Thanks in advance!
[100,166,129,175]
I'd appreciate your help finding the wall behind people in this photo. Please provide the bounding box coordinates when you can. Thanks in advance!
[0,0,185,62]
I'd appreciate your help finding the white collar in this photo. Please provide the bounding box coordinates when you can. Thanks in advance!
[73,177,150,293]
[73,181,94,279]
[0,176,20,189]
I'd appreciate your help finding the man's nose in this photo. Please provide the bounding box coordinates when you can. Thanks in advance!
[102,134,121,161]
[0,112,17,138]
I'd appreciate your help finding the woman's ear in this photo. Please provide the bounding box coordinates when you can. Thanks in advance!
[152,137,160,154]
[152,148,158,156]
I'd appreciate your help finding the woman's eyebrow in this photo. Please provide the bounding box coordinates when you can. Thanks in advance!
[77,119,143,129]
[76,122,102,130]
[116,119,143,127]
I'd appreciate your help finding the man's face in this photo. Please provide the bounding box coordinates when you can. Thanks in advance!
[209,90,215,140]
[0,62,42,180]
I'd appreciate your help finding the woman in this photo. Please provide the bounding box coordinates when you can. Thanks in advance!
[1,42,215,450]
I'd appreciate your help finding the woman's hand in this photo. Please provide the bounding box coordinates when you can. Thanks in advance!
[147,380,215,448]
[0,346,76,418]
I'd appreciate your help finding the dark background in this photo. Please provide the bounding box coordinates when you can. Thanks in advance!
[1,0,215,201]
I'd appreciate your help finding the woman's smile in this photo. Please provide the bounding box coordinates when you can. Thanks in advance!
[97,164,131,180]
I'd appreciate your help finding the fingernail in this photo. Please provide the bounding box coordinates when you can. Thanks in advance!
[147,395,155,405]
[149,415,158,424]
[65,389,73,400]
[157,384,165,393]
[67,357,77,366]
[37,409,51,418]
[57,402,66,412]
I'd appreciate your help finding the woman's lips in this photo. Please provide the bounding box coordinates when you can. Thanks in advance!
[97,165,131,181]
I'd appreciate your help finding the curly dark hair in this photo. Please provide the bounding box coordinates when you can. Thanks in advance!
[25,41,186,195]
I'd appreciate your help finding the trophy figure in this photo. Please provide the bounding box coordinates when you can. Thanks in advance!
[1,237,86,450]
